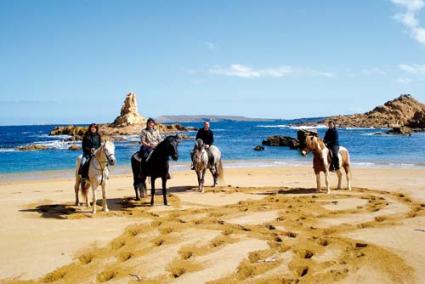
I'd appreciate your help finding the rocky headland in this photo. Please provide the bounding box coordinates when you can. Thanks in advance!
[320,94,425,133]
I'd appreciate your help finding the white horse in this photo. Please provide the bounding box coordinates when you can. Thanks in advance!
[74,141,116,214]
[192,139,224,192]
[297,130,351,194]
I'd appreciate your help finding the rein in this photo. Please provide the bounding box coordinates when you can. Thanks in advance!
[92,145,113,184]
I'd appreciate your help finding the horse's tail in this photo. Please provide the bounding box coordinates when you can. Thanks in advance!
[217,159,225,184]
[131,154,141,184]
[81,180,89,198]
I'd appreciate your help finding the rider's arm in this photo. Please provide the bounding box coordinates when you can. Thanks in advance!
[140,130,151,148]
[82,136,92,154]
[195,129,201,140]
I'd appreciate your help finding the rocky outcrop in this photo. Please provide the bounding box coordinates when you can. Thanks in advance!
[111,92,146,127]
[386,126,412,136]
[262,136,299,149]
[254,145,265,151]
[68,144,82,151]
[16,145,50,151]
[49,93,192,140]
[322,94,425,130]
[49,126,87,140]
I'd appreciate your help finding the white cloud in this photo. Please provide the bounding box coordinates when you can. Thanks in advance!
[203,41,217,50]
[399,63,425,75]
[391,0,425,45]
[209,64,334,78]
[360,67,387,75]
[396,77,413,83]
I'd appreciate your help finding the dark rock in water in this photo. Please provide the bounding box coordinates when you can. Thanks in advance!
[386,126,412,136]
[288,139,300,149]
[254,145,265,151]
[262,136,299,149]
[68,144,82,151]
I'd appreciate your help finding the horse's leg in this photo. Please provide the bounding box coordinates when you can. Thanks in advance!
[315,173,321,192]
[134,184,140,201]
[336,169,342,189]
[210,166,217,187]
[201,169,206,193]
[91,183,97,214]
[143,179,147,198]
[162,177,168,206]
[101,182,109,212]
[344,165,352,191]
[324,170,330,194]
[196,170,202,192]
[150,177,155,206]
[74,176,80,206]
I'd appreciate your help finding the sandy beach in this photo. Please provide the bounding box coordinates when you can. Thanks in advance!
[1,165,424,283]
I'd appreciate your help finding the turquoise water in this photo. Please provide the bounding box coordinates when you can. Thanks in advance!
[0,121,424,174]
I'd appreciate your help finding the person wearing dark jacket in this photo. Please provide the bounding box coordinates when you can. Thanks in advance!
[79,123,102,178]
[196,121,214,146]
[191,121,214,169]
[324,121,340,171]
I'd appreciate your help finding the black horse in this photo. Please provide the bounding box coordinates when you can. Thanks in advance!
[131,135,179,206]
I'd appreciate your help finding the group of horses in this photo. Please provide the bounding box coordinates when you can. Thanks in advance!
[74,130,351,215]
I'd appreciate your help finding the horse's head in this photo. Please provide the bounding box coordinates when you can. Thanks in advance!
[195,138,204,150]
[102,140,116,166]
[164,135,179,161]
[297,130,318,156]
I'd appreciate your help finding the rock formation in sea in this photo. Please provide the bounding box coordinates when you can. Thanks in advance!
[111,92,146,127]
[321,94,425,131]
[49,92,193,141]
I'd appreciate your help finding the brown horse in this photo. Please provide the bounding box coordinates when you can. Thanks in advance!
[297,130,351,194]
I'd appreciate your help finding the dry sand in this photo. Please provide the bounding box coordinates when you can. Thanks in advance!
[0,165,424,283]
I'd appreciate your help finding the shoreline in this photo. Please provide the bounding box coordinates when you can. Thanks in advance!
[2,158,425,184]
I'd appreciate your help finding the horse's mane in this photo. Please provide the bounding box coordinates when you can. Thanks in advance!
[150,136,177,159]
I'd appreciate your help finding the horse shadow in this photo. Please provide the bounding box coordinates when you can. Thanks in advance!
[19,204,78,219]
[19,197,147,219]
[167,186,195,193]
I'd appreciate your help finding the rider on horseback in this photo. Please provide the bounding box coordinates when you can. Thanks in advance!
[140,118,163,161]
[79,123,102,179]
[324,120,340,172]
[191,121,214,169]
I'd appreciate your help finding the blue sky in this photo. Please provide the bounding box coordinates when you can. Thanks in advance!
[0,0,424,125]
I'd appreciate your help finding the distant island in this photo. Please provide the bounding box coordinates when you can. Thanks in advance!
[156,115,276,123]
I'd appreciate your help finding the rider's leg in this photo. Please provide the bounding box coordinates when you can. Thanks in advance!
[78,155,87,175]
[332,146,340,171]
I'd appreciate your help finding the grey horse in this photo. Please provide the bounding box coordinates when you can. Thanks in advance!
[192,139,224,192]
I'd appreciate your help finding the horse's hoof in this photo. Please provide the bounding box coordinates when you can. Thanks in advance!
[135,197,141,201]
[103,208,109,212]
[91,211,96,215]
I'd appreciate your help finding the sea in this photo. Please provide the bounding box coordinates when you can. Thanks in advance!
[0,120,424,176]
